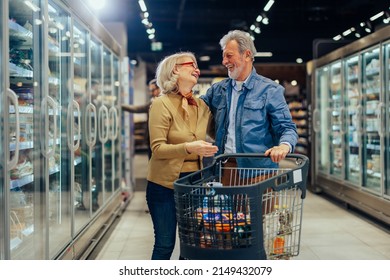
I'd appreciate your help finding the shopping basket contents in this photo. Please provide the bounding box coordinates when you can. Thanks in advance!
[174,153,309,260]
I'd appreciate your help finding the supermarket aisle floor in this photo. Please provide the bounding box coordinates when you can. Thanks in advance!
[95,154,390,260]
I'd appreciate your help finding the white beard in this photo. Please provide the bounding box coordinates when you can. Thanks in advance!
[227,61,245,80]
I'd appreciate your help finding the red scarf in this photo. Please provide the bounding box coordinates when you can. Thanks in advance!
[180,91,198,119]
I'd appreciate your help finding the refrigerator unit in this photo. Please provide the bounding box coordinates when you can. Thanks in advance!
[311,25,390,226]
[1,0,127,259]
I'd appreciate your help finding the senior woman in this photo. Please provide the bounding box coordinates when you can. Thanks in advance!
[146,52,218,260]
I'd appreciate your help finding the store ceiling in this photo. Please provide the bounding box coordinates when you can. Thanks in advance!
[96,0,389,70]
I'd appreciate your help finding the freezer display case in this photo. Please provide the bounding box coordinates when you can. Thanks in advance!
[384,41,390,197]
[1,0,5,261]
[8,0,46,259]
[113,56,121,194]
[361,46,383,193]
[329,61,343,178]
[312,25,390,226]
[72,22,91,233]
[344,54,361,185]
[1,0,126,259]
[90,38,105,214]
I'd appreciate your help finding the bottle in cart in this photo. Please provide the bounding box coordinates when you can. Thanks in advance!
[272,229,285,255]
[280,204,293,234]
[271,204,288,257]
[280,204,293,257]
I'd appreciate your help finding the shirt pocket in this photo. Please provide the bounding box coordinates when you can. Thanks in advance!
[243,98,266,124]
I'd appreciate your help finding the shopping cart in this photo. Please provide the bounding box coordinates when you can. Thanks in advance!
[174,153,309,260]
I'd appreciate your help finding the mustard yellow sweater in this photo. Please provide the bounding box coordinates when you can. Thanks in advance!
[147,92,211,189]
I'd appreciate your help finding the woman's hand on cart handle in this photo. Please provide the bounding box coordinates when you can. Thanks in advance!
[185,140,218,157]
[264,144,290,163]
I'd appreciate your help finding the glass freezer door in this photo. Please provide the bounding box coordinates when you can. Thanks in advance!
[72,23,91,231]
[314,66,330,174]
[344,55,362,185]
[90,39,104,213]
[384,41,390,197]
[46,1,72,258]
[1,0,5,260]
[329,61,343,178]
[361,47,382,194]
[113,56,121,193]
[103,48,113,202]
[8,0,44,259]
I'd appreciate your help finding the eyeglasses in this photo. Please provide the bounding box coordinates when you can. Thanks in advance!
[176,61,198,69]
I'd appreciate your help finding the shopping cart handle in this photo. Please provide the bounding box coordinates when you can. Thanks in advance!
[213,153,309,163]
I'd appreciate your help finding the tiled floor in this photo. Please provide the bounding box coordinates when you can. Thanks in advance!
[95,154,390,260]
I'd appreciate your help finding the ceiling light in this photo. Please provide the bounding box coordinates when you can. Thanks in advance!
[255,52,273,57]
[256,15,263,22]
[138,0,147,12]
[296,58,303,64]
[263,0,275,12]
[199,56,210,62]
[370,11,384,21]
[146,28,155,34]
[333,35,342,41]
[262,17,269,25]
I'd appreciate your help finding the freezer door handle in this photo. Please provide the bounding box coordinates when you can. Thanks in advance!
[109,106,118,140]
[312,108,320,133]
[41,96,58,158]
[67,100,81,151]
[85,103,97,147]
[98,105,109,144]
[378,102,385,137]
[7,88,20,169]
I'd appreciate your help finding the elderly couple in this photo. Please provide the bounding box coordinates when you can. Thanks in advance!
[141,30,298,260]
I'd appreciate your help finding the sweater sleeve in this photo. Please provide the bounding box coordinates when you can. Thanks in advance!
[148,98,189,159]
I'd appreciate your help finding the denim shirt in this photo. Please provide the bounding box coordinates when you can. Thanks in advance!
[200,68,298,168]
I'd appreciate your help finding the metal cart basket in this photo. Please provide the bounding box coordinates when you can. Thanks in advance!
[174,153,309,260]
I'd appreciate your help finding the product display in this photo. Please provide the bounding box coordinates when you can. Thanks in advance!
[287,97,309,155]
[2,0,124,260]
[312,25,390,225]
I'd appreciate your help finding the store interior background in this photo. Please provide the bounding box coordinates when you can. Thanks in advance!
[92,0,390,212]
[94,0,389,129]
[3,0,389,260]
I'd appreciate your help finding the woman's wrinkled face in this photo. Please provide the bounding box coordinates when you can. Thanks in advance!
[175,57,200,85]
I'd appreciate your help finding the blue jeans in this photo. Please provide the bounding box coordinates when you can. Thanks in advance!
[146,172,193,260]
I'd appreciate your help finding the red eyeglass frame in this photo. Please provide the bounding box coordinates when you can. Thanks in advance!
[176,61,198,68]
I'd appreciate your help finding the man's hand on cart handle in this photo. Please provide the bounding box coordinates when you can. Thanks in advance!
[264,144,290,163]
[185,140,219,157]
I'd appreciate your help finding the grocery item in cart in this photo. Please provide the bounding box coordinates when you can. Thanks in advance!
[174,153,309,260]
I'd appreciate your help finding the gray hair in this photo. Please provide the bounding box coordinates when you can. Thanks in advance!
[155,52,197,94]
[219,30,257,61]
